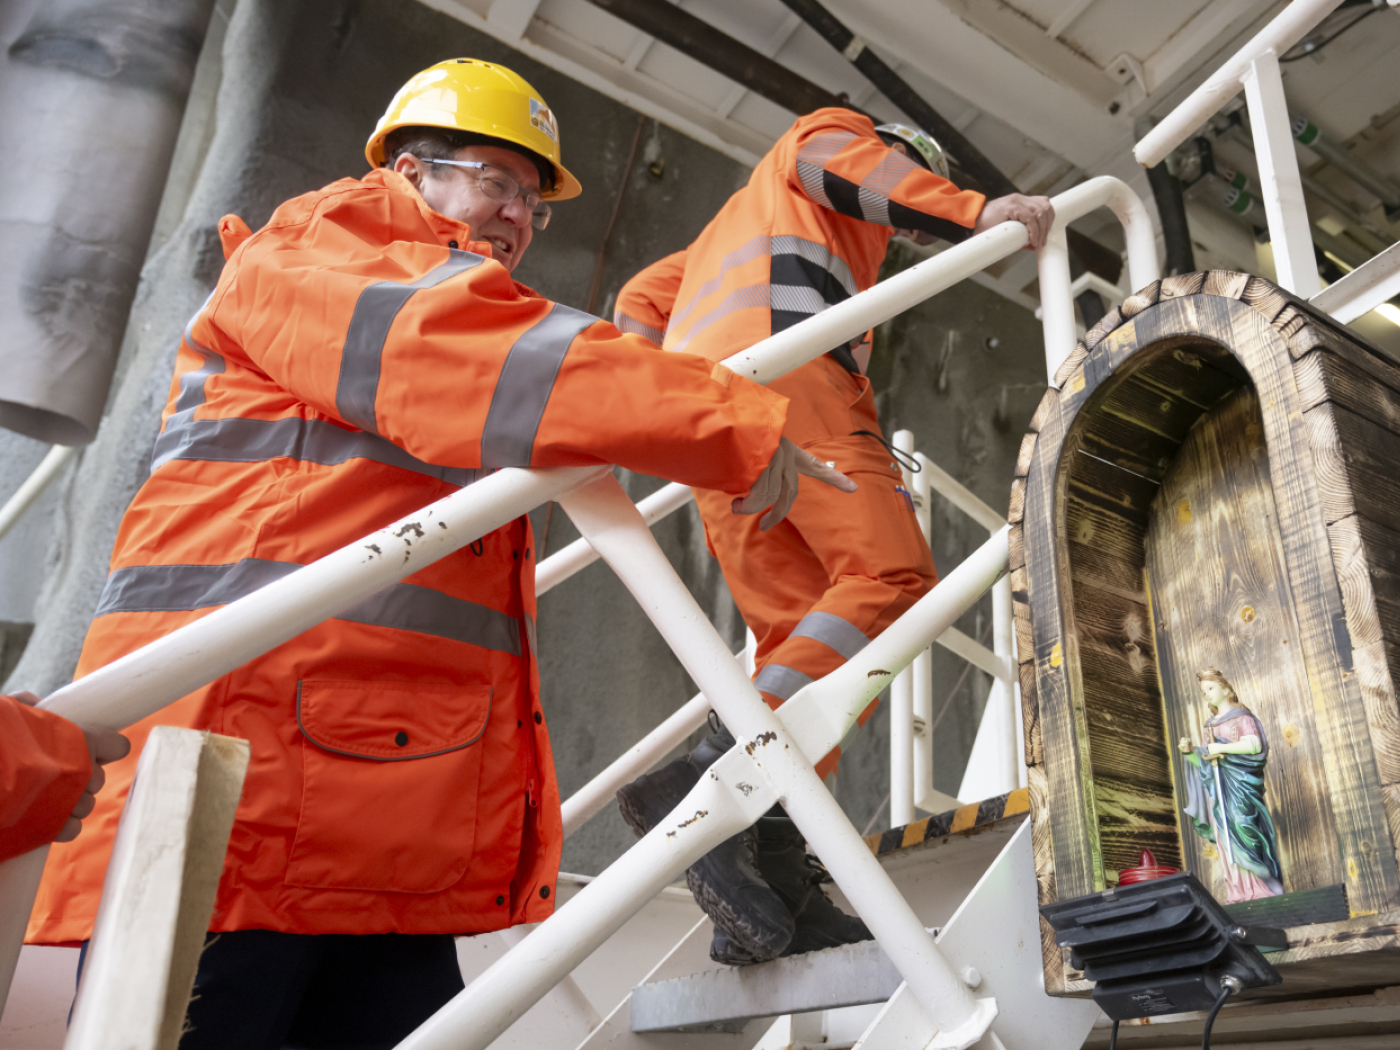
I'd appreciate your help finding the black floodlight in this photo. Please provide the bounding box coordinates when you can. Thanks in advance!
[1040,872,1284,1031]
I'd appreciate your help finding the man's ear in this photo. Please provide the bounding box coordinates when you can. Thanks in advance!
[392,152,425,189]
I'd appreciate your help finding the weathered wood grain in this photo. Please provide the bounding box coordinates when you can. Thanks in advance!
[1020,657,1042,767]
[1027,763,1068,994]
[1158,272,1207,301]
[1014,432,1038,479]
[1305,400,1400,532]
[1241,276,1295,325]
[1202,270,1251,300]
[1029,387,1060,434]
[1146,385,1344,901]
[1008,521,1026,572]
[1354,638,1400,788]
[1294,347,1400,430]
[1119,279,1162,319]
[1078,407,1182,482]
[1008,476,1026,525]
[1012,568,1034,663]
[1067,448,1160,525]
[1084,307,1123,351]
[1052,343,1090,390]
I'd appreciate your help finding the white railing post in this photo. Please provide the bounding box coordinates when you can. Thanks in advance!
[1037,228,1079,384]
[890,430,918,827]
[0,444,76,543]
[1242,50,1320,297]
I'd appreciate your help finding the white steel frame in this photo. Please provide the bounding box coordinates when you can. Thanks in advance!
[0,177,1157,1047]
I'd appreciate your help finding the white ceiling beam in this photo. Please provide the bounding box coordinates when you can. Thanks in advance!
[816,0,1130,170]
[1045,0,1098,41]
[487,0,543,39]
[715,10,803,121]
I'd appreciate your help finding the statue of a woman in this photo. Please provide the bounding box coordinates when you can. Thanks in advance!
[1176,667,1284,902]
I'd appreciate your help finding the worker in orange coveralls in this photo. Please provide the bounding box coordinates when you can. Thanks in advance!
[614,110,1054,965]
[25,60,851,1049]
[0,693,128,863]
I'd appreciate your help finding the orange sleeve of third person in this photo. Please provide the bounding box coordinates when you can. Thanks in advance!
[0,697,90,863]
[614,249,688,345]
[211,178,784,496]
[788,108,986,244]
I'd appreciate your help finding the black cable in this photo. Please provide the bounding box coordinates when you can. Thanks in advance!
[851,429,920,473]
[1107,1018,1120,1050]
[1281,2,1379,61]
[1201,983,1232,1049]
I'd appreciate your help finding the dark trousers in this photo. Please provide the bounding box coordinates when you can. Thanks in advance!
[79,930,464,1050]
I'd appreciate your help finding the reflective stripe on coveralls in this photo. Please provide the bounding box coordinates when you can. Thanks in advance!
[752,611,870,701]
[613,313,664,344]
[93,560,522,655]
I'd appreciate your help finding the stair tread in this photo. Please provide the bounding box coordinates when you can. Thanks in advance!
[857,788,1030,867]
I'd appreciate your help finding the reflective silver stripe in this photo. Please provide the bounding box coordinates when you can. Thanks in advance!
[857,150,921,226]
[524,611,538,657]
[171,295,222,414]
[754,663,815,702]
[795,132,857,211]
[666,234,771,334]
[791,611,870,660]
[614,312,664,344]
[769,285,827,315]
[94,558,520,655]
[480,302,596,468]
[336,250,487,435]
[670,283,770,354]
[770,236,856,298]
[151,414,484,488]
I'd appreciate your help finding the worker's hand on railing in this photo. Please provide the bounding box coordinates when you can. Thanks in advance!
[733,436,857,531]
[973,193,1056,250]
[13,691,131,843]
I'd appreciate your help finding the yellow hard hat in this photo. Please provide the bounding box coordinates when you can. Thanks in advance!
[366,58,582,201]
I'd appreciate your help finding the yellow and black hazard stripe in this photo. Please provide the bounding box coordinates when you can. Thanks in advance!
[862,788,1030,858]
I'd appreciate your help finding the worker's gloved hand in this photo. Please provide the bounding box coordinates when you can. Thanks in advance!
[973,193,1056,250]
[13,691,132,843]
[733,436,857,532]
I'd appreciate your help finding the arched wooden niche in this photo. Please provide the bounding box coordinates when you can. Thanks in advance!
[1012,271,1400,998]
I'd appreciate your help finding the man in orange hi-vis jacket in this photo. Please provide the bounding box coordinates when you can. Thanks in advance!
[614,110,1053,965]
[26,60,852,1048]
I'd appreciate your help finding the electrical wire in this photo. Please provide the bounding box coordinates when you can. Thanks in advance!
[1201,983,1232,1049]
[1281,1,1381,61]
[1107,1018,1120,1050]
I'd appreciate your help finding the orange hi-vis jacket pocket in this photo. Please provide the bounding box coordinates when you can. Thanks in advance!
[288,679,496,894]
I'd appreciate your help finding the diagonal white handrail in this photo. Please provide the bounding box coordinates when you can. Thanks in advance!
[0,177,1158,1024]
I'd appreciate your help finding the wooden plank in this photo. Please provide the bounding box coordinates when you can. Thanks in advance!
[1065,493,1146,570]
[1130,341,1242,411]
[1385,785,1400,869]
[1286,310,1400,388]
[1329,515,1390,650]
[1051,343,1089,390]
[1008,521,1026,572]
[1295,348,1400,436]
[1008,476,1026,525]
[1118,279,1162,320]
[1201,270,1251,300]
[1353,639,1400,788]
[1028,387,1059,434]
[1098,372,1211,445]
[1084,306,1123,352]
[1014,432,1038,479]
[1158,272,1207,301]
[1241,276,1296,326]
[1077,408,1182,482]
[1305,400,1400,533]
[1066,448,1160,525]
[1020,656,1042,767]
[1027,763,1071,995]
[1025,380,1103,901]
[1093,772,1184,880]
[1146,381,1345,905]
[66,728,250,1050]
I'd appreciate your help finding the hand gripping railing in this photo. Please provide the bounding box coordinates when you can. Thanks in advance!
[0,177,1159,1044]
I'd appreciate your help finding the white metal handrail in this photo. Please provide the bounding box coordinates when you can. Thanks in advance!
[0,178,1159,1043]
[1134,0,1347,299]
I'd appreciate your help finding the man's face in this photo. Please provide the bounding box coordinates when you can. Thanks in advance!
[394,144,540,272]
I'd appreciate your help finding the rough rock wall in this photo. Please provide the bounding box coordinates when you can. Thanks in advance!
[1,0,1050,876]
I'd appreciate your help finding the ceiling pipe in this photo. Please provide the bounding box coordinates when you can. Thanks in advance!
[580,0,847,116]
[774,0,1117,322]
[1136,116,1196,277]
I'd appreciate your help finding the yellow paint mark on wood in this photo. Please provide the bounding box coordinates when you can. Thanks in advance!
[1282,723,1302,748]
[1003,788,1030,817]
[1071,373,1085,393]
[1348,857,1359,879]
[1240,605,1256,623]
[1050,642,1062,668]
[901,817,930,848]
[950,804,978,833]
[1177,498,1192,523]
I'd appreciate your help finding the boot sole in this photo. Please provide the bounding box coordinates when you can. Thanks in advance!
[686,860,791,964]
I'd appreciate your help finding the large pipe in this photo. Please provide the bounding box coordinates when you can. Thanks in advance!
[774,0,1120,321]
[1136,117,1196,277]
[0,0,219,445]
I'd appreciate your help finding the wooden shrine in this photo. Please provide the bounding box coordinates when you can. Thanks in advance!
[1011,270,1400,1001]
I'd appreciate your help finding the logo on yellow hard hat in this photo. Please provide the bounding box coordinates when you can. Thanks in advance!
[365,59,581,201]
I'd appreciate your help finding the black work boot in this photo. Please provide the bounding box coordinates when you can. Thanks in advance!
[616,727,795,963]
[711,809,872,964]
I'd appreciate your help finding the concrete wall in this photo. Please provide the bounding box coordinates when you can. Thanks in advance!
[0,0,1047,878]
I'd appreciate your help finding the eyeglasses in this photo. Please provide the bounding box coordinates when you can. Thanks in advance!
[422,158,552,230]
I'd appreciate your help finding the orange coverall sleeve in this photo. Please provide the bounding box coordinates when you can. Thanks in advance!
[789,109,987,244]
[0,697,91,863]
[212,188,784,495]
[613,249,688,344]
